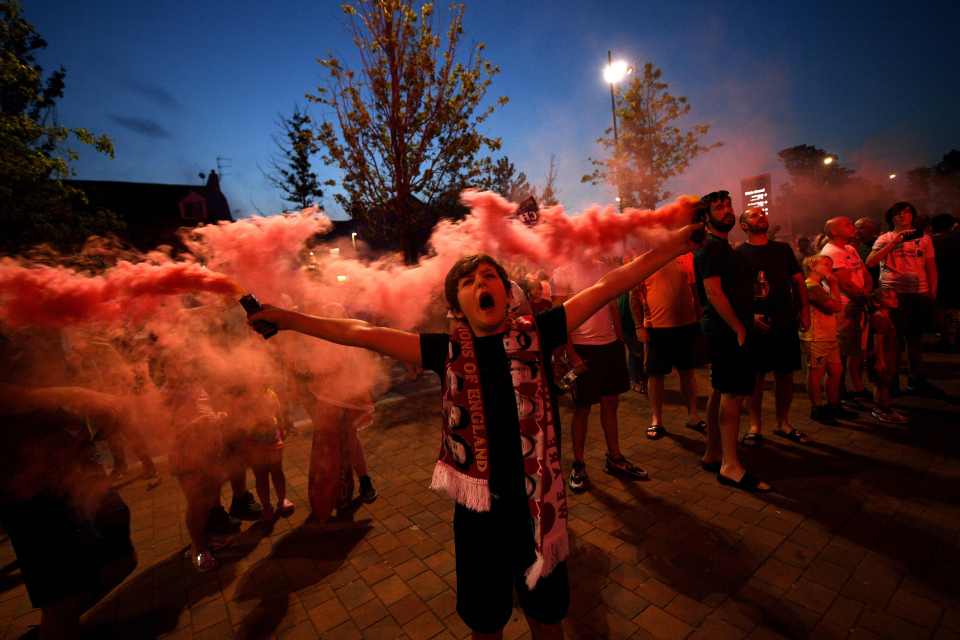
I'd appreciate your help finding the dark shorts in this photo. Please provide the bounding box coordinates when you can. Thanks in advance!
[891,292,933,339]
[838,303,867,357]
[645,323,701,375]
[751,326,802,374]
[571,341,630,406]
[705,329,756,396]
[454,504,569,633]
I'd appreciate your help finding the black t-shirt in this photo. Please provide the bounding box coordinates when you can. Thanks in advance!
[736,240,802,330]
[934,230,960,307]
[694,233,755,336]
[420,306,567,557]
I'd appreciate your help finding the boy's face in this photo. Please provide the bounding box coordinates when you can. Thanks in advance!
[454,262,510,336]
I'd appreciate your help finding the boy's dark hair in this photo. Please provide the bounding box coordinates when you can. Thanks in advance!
[884,201,917,230]
[444,254,511,312]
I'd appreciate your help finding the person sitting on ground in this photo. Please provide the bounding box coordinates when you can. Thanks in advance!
[868,288,909,424]
[630,251,705,439]
[245,224,700,640]
[800,255,845,425]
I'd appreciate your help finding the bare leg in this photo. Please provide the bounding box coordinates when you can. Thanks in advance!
[252,465,272,519]
[571,406,591,463]
[748,373,765,435]
[270,462,287,508]
[847,354,866,393]
[718,393,746,477]
[703,390,722,464]
[678,368,700,422]
[774,371,794,430]
[526,616,564,640]
[598,395,621,458]
[807,364,825,407]
[648,375,665,426]
[825,361,842,405]
[349,428,368,477]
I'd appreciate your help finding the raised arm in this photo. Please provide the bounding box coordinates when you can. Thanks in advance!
[249,307,422,365]
[563,224,701,334]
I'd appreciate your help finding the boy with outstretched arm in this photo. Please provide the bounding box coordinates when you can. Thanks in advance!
[247,224,701,640]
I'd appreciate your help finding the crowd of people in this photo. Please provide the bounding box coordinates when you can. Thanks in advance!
[1,190,957,639]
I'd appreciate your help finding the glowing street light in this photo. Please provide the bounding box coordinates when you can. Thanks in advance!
[603,51,632,212]
[889,173,897,180]
[822,156,835,166]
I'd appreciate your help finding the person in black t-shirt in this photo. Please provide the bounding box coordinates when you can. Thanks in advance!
[247,224,701,639]
[736,207,810,444]
[694,192,771,493]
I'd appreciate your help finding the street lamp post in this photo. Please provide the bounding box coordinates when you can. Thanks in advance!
[603,51,631,212]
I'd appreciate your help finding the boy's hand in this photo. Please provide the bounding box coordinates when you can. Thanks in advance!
[249,304,292,331]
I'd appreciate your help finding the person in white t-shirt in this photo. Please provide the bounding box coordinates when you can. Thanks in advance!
[819,216,873,410]
[552,259,648,492]
[866,202,938,392]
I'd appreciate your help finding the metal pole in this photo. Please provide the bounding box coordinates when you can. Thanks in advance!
[608,50,622,213]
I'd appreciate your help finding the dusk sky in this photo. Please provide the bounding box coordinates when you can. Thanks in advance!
[27,0,960,220]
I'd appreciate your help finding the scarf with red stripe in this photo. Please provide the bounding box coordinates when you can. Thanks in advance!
[430,314,569,588]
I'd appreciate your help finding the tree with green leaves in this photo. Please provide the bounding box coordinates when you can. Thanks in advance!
[0,0,119,254]
[476,156,531,202]
[582,63,718,210]
[309,0,506,262]
[264,105,327,210]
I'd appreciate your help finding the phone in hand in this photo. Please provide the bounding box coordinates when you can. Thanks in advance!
[239,294,278,339]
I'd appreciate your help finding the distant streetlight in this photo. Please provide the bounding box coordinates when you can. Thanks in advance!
[603,51,632,211]
[822,156,835,166]
[351,231,358,250]
[889,173,897,180]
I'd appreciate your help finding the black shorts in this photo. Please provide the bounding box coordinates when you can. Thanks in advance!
[705,329,756,396]
[645,323,701,375]
[571,341,630,406]
[751,326,802,374]
[891,292,933,339]
[454,504,569,633]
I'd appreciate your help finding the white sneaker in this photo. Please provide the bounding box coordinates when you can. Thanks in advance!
[872,408,908,424]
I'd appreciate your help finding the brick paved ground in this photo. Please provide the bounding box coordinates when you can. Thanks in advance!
[2,352,958,639]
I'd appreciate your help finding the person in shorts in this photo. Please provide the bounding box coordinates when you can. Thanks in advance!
[246,223,701,638]
[800,255,845,424]
[630,252,704,439]
[694,191,771,493]
[868,288,909,424]
[553,258,648,492]
[736,207,810,444]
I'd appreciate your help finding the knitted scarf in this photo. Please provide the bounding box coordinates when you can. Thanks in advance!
[430,315,569,588]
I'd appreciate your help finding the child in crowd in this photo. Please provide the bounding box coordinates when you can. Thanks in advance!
[801,255,845,425]
[869,288,909,424]
[243,385,294,521]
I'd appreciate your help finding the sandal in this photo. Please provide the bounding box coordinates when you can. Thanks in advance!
[685,419,707,433]
[774,428,809,443]
[718,471,771,493]
[646,425,665,440]
[700,460,721,473]
[741,432,763,447]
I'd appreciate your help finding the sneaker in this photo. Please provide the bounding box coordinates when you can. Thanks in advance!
[358,476,378,503]
[229,491,263,520]
[568,462,588,493]
[192,549,217,573]
[207,505,242,535]
[810,406,838,425]
[872,408,909,424]
[829,404,859,420]
[604,454,649,480]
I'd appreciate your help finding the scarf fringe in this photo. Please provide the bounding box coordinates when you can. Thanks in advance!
[430,462,491,512]
[523,532,571,590]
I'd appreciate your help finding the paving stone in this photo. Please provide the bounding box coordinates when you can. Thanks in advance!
[388,593,429,626]
[600,581,649,619]
[308,597,350,633]
[349,597,389,630]
[784,578,837,615]
[887,588,943,629]
[633,605,693,640]
[403,610,444,640]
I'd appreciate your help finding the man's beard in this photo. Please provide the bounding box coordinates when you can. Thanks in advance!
[710,215,736,233]
[746,222,768,234]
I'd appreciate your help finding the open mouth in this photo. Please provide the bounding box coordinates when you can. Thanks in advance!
[478,292,495,310]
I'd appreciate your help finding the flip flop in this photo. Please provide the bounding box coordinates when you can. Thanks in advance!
[718,471,771,493]
[741,432,763,447]
[646,425,665,440]
[685,420,707,433]
[774,428,809,443]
